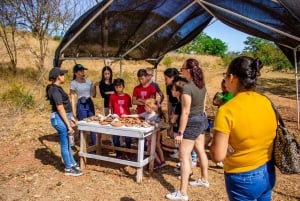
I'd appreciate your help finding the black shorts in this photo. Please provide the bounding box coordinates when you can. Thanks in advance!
[183,113,208,140]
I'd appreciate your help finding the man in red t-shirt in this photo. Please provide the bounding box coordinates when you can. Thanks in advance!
[132,69,156,114]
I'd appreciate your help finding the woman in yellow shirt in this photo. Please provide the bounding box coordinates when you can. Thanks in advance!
[211,56,277,201]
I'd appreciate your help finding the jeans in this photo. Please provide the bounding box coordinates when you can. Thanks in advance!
[191,150,197,162]
[225,161,276,201]
[77,98,96,145]
[51,112,76,169]
[112,136,132,157]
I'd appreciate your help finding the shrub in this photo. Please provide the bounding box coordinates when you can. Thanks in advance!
[162,57,172,67]
[1,83,34,108]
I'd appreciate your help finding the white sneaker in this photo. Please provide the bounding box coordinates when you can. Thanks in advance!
[216,161,224,168]
[166,190,188,201]
[170,150,179,159]
[176,162,181,167]
[189,179,209,187]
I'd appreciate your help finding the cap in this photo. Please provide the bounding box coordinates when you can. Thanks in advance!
[49,67,68,81]
[73,64,88,73]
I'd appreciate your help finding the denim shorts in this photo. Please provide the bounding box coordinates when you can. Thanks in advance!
[225,160,276,201]
[183,112,208,140]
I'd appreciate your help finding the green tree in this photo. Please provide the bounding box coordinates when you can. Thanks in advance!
[243,36,292,70]
[177,33,227,57]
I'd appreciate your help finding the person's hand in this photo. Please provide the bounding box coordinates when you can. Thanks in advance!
[175,135,183,145]
[67,126,75,134]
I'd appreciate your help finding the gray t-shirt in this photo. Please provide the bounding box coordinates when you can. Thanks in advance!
[70,78,93,99]
[182,81,206,115]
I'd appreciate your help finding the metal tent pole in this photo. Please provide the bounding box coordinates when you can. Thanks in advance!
[120,59,123,78]
[293,48,300,129]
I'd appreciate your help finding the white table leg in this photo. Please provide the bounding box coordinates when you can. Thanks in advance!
[136,137,145,183]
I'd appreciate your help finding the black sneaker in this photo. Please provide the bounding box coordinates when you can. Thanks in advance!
[72,162,80,170]
[65,167,82,176]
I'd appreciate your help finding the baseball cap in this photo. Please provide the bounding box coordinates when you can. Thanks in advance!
[49,67,68,81]
[73,64,88,73]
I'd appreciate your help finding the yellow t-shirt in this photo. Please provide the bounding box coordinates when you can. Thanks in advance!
[214,91,277,173]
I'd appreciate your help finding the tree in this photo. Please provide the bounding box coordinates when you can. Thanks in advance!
[0,0,19,73]
[243,36,292,70]
[177,33,227,57]
[5,0,82,71]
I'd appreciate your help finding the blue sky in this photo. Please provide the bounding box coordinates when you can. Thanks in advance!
[203,20,250,52]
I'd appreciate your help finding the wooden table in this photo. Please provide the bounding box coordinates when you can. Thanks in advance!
[77,121,157,183]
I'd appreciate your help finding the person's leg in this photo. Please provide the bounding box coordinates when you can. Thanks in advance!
[179,139,195,195]
[124,137,132,149]
[77,102,96,145]
[156,131,165,163]
[258,161,276,201]
[87,104,97,145]
[194,134,208,183]
[112,135,122,157]
[225,162,275,201]
[52,112,73,169]
[66,113,76,165]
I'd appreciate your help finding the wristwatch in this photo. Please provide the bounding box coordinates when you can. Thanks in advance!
[178,131,183,136]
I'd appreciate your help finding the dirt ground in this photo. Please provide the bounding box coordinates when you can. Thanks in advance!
[0,59,300,201]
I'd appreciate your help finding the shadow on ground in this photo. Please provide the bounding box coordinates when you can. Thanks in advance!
[258,77,296,99]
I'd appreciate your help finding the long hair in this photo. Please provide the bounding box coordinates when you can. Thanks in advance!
[101,66,113,84]
[185,58,205,89]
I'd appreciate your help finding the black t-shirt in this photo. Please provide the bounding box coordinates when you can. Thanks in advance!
[99,81,115,107]
[173,102,181,133]
[47,84,72,113]
[167,85,178,107]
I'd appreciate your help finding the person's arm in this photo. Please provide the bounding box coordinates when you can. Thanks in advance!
[122,114,140,118]
[91,81,99,98]
[69,89,77,120]
[210,131,229,163]
[157,91,165,105]
[175,94,191,144]
[132,96,145,106]
[108,107,112,115]
[56,104,74,134]
[170,114,179,124]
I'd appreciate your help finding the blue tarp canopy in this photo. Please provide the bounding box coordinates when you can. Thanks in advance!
[54,0,300,67]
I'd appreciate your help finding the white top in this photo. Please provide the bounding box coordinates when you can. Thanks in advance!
[70,79,93,99]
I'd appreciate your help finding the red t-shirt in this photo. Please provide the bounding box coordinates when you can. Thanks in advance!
[109,93,132,117]
[132,84,156,114]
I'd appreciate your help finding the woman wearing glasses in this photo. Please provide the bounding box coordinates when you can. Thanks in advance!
[166,58,209,201]
[211,56,276,201]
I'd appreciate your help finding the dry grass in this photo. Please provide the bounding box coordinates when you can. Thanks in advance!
[0,34,300,201]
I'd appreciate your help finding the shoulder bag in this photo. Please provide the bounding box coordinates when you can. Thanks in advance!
[271,102,300,174]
